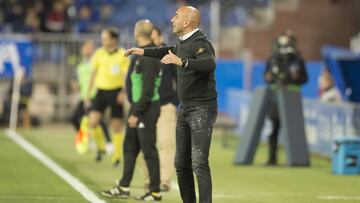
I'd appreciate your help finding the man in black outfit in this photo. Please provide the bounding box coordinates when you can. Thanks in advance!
[264,31,308,165]
[125,6,217,203]
[140,25,179,192]
[101,19,162,201]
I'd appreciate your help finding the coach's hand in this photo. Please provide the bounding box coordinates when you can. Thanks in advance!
[128,115,138,128]
[161,50,182,66]
[124,48,144,57]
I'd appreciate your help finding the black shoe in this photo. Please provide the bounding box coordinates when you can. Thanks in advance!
[112,159,121,168]
[101,186,130,199]
[264,160,277,166]
[135,192,162,201]
[95,150,106,162]
[160,184,170,192]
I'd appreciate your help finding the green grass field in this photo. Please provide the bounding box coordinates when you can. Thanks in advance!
[1,125,360,203]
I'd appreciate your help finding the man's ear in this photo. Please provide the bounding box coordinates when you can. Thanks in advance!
[184,19,189,28]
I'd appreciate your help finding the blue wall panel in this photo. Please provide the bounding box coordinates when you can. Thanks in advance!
[215,59,323,112]
[215,59,244,112]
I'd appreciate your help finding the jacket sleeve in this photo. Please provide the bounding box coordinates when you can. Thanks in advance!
[144,46,176,59]
[185,39,216,73]
[170,64,177,82]
[264,57,275,84]
[131,57,158,117]
[294,58,308,85]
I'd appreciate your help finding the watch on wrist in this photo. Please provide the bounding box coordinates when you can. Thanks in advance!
[181,58,188,68]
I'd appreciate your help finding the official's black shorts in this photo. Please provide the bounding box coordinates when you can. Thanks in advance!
[91,88,124,119]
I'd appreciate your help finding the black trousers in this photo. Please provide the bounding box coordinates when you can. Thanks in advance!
[267,95,280,163]
[71,101,111,142]
[119,101,161,192]
[175,104,217,203]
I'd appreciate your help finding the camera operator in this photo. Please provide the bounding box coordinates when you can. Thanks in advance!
[264,31,308,165]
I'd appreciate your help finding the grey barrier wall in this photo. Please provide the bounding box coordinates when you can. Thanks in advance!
[226,88,360,157]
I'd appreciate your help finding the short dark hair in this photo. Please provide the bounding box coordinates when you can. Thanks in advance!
[103,27,120,41]
[152,26,162,37]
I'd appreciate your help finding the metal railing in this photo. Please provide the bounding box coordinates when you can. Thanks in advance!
[0,33,135,122]
[32,33,135,121]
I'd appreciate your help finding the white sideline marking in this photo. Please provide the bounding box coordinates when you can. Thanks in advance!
[318,196,360,201]
[5,129,106,203]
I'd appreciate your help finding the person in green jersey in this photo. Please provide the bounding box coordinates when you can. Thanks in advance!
[70,40,111,160]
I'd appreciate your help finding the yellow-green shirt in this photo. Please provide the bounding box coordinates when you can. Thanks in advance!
[77,60,96,99]
[91,47,130,90]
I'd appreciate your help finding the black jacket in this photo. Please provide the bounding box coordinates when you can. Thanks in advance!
[126,43,161,117]
[158,43,178,106]
[143,30,217,107]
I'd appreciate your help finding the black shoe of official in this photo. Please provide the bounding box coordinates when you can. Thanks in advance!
[95,150,106,162]
[112,159,121,168]
[264,160,277,166]
[135,192,162,201]
[101,186,130,199]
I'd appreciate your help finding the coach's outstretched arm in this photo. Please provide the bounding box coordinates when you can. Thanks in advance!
[124,47,144,57]
[124,46,175,59]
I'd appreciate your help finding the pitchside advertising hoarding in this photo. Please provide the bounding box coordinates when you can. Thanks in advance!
[227,89,360,157]
[0,36,33,78]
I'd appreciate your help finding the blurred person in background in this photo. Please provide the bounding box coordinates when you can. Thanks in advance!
[139,25,178,192]
[70,40,111,159]
[43,0,67,32]
[87,28,130,167]
[98,3,114,27]
[318,68,342,103]
[102,19,162,201]
[0,4,4,31]
[23,8,41,33]
[264,30,308,166]
[4,1,25,32]
[73,4,96,33]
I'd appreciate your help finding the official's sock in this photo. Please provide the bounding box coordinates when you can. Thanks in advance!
[92,125,106,152]
[111,132,124,163]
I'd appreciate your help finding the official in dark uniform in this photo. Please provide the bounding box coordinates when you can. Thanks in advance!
[140,25,179,192]
[101,20,162,201]
[124,6,217,203]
